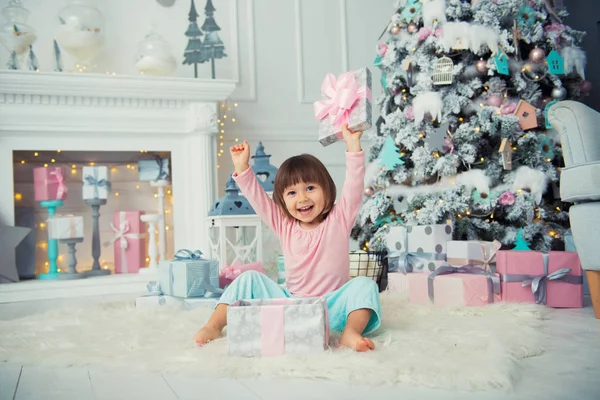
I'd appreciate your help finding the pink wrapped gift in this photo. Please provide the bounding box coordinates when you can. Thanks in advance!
[227,297,330,357]
[408,265,501,307]
[107,211,146,274]
[496,251,583,308]
[33,167,68,201]
[219,261,265,289]
[387,272,409,293]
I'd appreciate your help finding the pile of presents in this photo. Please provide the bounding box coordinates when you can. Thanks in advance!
[385,224,585,308]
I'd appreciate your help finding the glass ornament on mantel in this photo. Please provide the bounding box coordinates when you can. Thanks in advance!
[55,0,104,70]
[135,25,176,76]
[0,0,37,67]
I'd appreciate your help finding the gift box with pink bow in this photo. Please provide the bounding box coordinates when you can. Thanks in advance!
[107,211,146,274]
[227,297,330,357]
[313,67,372,146]
[33,167,68,202]
[219,261,265,289]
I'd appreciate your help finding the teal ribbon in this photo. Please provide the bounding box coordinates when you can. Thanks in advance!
[381,71,389,95]
[428,264,501,304]
[84,168,111,199]
[500,253,583,304]
[174,249,203,260]
[144,281,166,305]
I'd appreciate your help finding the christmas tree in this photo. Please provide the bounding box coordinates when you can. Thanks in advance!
[198,0,227,79]
[353,0,590,251]
[182,0,205,78]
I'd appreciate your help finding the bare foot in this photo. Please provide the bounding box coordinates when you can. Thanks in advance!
[192,324,222,346]
[339,329,375,352]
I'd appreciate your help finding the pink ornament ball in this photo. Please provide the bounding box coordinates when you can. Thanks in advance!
[475,59,488,73]
[487,94,503,107]
[580,80,593,94]
[390,25,402,35]
[528,47,546,63]
[364,187,374,197]
[407,23,418,33]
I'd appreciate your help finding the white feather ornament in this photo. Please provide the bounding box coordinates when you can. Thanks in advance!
[413,92,443,124]
[560,46,587,80]
[510,166,549,205]
[422,0,447,27]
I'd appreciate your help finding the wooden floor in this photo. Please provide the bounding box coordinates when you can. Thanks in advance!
[1,295,599,399]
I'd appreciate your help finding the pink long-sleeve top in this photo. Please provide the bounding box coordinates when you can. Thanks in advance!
[233,151,365,298]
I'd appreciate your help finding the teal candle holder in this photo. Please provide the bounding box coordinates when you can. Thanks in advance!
[38,199,64,280]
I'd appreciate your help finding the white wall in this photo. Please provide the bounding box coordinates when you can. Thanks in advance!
[2,0,395,269]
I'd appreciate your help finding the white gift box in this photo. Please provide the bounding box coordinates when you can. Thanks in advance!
[446,240,501,271]
[386,224,453,272]
[135,294,218,310]
[227,297,329,357]
[47,215,84,240]
[82,166,111,200]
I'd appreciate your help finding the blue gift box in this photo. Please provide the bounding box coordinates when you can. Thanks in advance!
[158,250,221,298]
[138,158,170,182]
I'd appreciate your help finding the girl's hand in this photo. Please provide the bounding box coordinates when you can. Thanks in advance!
[230,141,251,174]
[342,124,363,153]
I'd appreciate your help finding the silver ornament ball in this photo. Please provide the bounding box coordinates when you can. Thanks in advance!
[475,59,488,73]
[390,24,401,35]
[528,47,546,63]
[364,187,374,197]
[407,22,418,33]
[552,86,567,100]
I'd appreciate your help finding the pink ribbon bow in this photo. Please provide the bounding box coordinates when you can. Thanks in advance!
[50,168,67,199]
[313,71,371,129]
[221,265,242,281]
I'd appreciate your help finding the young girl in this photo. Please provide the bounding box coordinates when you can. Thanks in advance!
[193,125,381,351]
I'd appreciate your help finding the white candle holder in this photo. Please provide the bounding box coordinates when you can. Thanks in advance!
[140,213,161,275]
[150,179,169,261]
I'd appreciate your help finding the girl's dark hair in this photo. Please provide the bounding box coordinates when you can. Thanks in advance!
[273,154,336,220]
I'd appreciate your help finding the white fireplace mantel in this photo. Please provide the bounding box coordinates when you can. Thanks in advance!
[0,70,236,255]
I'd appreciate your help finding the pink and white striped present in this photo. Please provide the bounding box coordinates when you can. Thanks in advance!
[227,297,330,357]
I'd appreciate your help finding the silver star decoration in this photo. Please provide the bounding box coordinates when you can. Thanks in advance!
[0,225,31,283]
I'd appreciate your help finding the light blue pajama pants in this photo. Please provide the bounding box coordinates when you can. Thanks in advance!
[218,270,382,335]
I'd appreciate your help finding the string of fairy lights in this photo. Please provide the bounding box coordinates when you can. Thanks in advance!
[13,150,173,274]
[217,99,239,168]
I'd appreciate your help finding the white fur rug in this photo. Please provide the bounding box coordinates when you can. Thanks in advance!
[0,292,547,390]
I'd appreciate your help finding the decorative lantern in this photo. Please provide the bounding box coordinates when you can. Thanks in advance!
[207,175,263,270]
[251,142,278,194]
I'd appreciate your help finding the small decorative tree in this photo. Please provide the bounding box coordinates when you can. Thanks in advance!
[182,0,205,78]
[198,0,226,79]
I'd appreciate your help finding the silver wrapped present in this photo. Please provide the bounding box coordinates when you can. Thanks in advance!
[227,297,330,357]
[314,67,372,146]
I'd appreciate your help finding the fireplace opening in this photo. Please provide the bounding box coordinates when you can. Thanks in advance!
[12,150,174,279]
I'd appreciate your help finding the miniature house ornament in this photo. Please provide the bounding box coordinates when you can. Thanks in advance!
[251,142,278,194]
[207,175,263,270]
[493,49,509,76]
[514,100,538,130]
